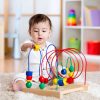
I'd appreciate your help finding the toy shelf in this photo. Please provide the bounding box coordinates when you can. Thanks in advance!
[62,0,100,63]
[64,26,82,29]
[64,0,82,2]
[62,28,81,49]
[86,55,100,64]
[83,26,100,29]
[82,29,100,53]
[63,1,81,27]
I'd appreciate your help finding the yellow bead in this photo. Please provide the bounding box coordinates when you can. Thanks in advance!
[68,72,74,77]
[63,78,68,86]
[53,78,58,85]
[27,80,31,82]
[66,67,69,74]
[34,44,40,51]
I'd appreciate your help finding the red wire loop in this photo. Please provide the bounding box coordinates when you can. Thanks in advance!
[40,48,87,85]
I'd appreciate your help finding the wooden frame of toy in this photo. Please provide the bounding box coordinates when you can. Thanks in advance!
[23,44,88,98]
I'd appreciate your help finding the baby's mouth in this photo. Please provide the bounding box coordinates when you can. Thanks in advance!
[38,37,43,40]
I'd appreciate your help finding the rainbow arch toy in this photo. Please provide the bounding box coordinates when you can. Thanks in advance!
[67,9,77,26]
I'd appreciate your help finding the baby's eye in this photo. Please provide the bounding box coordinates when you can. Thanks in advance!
[42,30,46,32]
[34,30,38,32]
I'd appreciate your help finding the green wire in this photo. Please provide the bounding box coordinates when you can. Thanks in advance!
[66,57,72,68]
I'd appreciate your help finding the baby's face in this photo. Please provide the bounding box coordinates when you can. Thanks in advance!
[30,21,51,45]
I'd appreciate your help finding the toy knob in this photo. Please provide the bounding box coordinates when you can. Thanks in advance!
[44,78,48,84]
[63,78,67,86]
[39,76,45,83]
[53,78,58,85]
[39,83,45,89]
[26,71,33,76]
[26,76,32,80]
[67,77,74,84]
[34,44,40,51]
[61,69,67,75]
[58,79,64,86]
[69,65,74,72]
[26,82,32,88]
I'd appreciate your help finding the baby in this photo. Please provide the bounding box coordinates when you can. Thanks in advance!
[12,14,56,91]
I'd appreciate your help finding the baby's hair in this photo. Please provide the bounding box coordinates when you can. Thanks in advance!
[29,14,52,31]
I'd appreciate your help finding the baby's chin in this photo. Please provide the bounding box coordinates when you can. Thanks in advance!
[35,41,46,45]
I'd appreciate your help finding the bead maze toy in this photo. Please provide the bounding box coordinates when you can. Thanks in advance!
[23,44,88,98]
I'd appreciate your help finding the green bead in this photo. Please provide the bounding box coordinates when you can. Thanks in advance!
[26,82,32,88]
[39,83,45,89]
[69,65,74,72]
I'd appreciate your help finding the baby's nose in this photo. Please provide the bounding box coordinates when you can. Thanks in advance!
[38,31,42,35]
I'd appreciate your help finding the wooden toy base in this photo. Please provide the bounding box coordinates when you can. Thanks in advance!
[23,83,88,99]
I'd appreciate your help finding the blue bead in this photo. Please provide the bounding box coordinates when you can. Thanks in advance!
[61,69,67,75]
[58,79,64,86]
[26,71,33,76]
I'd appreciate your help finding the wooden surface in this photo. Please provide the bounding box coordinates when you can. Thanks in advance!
[23,83,88,99]
[0,58,22,73]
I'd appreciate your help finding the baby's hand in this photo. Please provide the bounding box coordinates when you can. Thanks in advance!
[21,43,34,51]
[12,80,26,91]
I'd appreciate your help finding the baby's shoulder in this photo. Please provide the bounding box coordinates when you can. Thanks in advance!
[46,41,52,45]
[46,41,56,50]
[46,41,56,46]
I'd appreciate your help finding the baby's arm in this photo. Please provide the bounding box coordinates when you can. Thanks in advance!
[21,43,34,51]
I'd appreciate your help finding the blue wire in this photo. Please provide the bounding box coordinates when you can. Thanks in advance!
[46,44,58,77]
[28,49,32,71]
[39,50,42,76]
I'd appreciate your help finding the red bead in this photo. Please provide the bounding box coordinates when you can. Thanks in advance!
[39,76,45,83]
[67,77,74,84]
[44,78,48,84]
[26,76,32,80]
